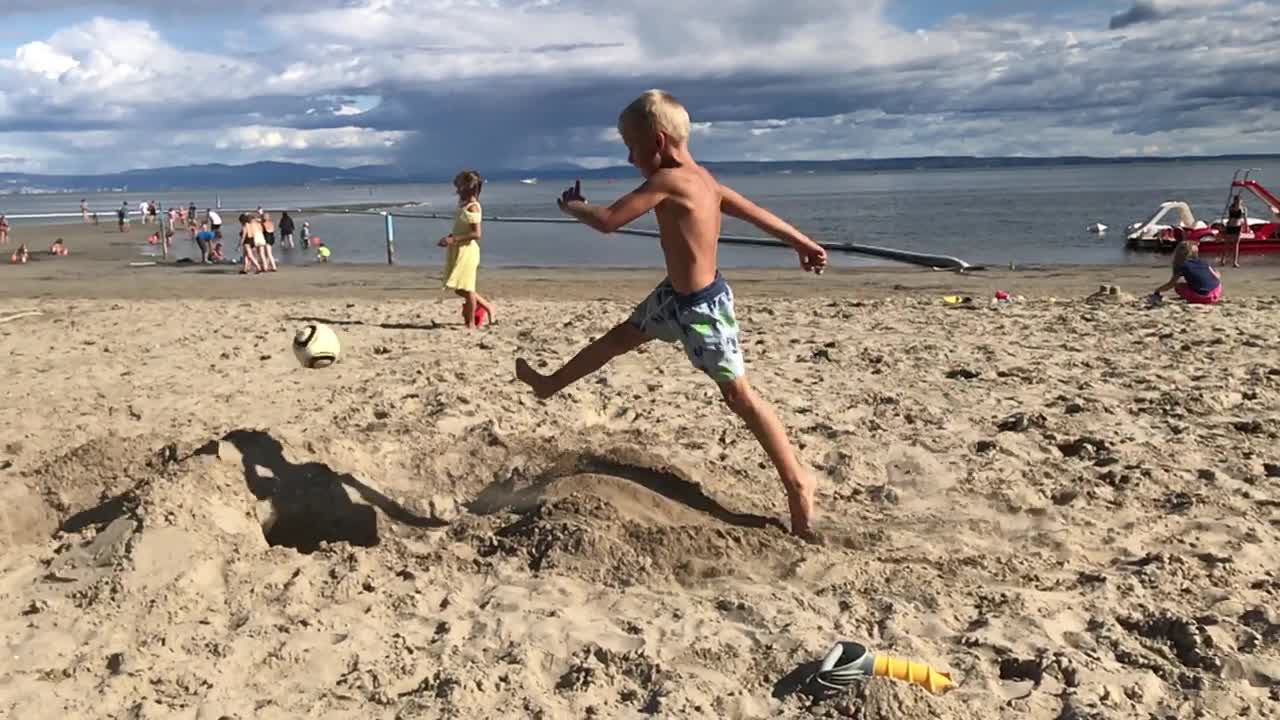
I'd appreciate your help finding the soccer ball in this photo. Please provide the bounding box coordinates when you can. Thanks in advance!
[293,323,341,368]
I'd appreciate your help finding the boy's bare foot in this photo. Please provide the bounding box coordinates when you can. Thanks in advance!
[788,472,817,542]
[515,358,555,399]
[795,527,824,545]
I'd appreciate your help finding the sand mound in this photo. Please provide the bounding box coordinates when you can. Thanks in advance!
[1085,283,1137,304]
[1,433,821,718]
[456,447,799,586]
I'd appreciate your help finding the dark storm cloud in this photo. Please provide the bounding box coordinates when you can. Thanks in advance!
[1109,1,1164,29]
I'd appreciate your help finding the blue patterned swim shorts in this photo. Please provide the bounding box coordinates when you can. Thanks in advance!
[626,272,745,382]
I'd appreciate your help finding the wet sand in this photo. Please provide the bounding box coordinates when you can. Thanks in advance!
[4,221,1279,302]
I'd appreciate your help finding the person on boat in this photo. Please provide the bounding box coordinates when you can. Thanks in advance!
[1222,194,1247,268]
[1153,241,1221,305]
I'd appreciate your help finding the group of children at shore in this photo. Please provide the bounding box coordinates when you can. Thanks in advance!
[8,237,70,264]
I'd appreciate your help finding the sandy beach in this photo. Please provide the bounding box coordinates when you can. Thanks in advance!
[2,221,1279,719]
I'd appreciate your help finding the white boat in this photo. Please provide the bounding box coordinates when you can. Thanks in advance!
[1125,201,1208,245]
[519,178,538,185]
[1086,222,1108,234]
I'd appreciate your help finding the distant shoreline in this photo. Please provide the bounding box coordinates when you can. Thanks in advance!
[3,154,1278,195]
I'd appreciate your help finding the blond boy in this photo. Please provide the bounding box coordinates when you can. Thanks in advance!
[515,90,827,541]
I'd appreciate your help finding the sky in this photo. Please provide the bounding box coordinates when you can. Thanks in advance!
[0,0,1276,174]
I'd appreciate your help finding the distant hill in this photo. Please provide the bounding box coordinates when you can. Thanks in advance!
[2,155,1278,193]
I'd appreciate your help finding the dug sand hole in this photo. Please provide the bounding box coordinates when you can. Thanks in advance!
[223,430,381,554]
[256,476,379,554]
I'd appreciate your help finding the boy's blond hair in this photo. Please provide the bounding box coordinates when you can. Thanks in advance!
[618,89,691,144]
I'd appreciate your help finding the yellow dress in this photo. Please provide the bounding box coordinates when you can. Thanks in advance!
[443,201,482,292]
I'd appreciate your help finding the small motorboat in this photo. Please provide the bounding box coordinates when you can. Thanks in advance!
[1087,222,1108,234]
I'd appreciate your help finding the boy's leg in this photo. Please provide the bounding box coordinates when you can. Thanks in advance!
[719,377,817,541]
[516,322,649,399]
[677,275,817,541]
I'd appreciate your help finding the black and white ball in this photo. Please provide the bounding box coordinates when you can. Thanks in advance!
[293,323,341,368]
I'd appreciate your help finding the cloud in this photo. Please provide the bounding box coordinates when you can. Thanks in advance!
[0,0,1274,174]
[1109,1,1164,28]
[212,126,406,152]
[1108,0,1235,30]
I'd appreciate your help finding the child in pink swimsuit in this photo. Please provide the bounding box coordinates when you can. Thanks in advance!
[1153,241,1221,305]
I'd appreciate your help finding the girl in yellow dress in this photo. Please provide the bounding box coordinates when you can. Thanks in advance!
[439,170,496,328]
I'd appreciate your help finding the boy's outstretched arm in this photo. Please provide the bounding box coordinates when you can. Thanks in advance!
[720,183,827,273]
[557,179,667,234]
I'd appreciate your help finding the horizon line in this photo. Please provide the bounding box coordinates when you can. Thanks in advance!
[2,152,1279,179]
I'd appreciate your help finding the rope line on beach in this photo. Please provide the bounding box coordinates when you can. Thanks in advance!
[306,207,980,272]
[6,205,979,271]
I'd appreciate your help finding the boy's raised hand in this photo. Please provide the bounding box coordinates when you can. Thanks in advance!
[556,179,586,213]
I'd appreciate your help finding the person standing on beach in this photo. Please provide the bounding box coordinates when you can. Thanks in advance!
[439,170,497,329]
[238,213,267,274]
[207,208,222,239]
[118,202,129,232]
[0,214,8,245]
[514,90,827,541]
[279,212,296,249]
[80,199,89,223]
[261,211,280,269]
[195,222,215,264]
